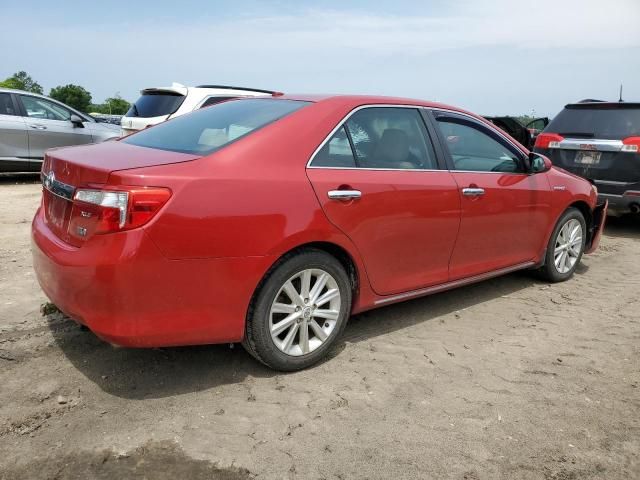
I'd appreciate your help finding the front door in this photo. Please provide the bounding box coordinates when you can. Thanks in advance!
[307,106,461,296]
[430,111,553,280]
[18,95,94,163]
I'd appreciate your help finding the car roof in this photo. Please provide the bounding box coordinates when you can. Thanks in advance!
[565,100,640,109]
[278,93,478,116]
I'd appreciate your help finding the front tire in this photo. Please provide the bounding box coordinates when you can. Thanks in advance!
[243,249,352,371]
[538,207,586,282]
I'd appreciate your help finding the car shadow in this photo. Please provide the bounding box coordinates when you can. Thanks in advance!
[47,315,276,400]
[0,173,40,185]
[603,215,640,240]
[342,271,539,344]
[49,270,541,400]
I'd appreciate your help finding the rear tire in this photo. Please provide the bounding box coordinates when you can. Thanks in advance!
[242,249,352,371]
[538,207,586,282]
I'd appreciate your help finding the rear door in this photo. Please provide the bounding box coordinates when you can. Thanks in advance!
[0,92,30,171]
[306,106,461,296]
[430,110,552,279]
[18,95,94,165]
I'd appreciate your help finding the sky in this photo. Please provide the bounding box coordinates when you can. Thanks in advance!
[1,0,639,117]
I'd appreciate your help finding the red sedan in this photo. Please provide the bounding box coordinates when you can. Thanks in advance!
[32,95,607,370]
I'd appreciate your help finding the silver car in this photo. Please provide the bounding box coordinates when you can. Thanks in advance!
[0,88,120,172]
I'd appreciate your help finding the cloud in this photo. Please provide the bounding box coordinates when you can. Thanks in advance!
[0,0,638,114]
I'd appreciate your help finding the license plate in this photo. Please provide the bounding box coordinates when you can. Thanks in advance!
[575,151,601,165]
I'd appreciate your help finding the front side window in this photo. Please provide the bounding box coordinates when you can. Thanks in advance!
[0,93,17,116]
[436,118,524,173]
[123,98,309,155]
[20,96,71,121]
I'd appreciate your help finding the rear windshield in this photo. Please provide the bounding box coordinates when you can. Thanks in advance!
[125,92,185,118]
[123,98,309,155]
[546,105,640,139]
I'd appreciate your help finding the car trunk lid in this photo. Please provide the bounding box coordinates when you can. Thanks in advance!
[41,141,199,245]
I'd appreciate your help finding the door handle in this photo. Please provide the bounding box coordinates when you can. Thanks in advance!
[462,187,485,197]
[328,190,362,201]
[29,124,47,130]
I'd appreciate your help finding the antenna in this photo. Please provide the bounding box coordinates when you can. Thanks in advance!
[619,84,624,102]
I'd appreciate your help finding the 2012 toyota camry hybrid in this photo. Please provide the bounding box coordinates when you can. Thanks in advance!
[32,95,607,371]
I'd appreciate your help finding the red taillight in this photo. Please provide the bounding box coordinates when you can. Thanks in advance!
[622,137,640,153]
[67,186,171,244]
[534,133,564,149]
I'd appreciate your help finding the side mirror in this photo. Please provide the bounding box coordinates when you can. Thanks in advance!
[529,152,552,173]
[70,114,84,128]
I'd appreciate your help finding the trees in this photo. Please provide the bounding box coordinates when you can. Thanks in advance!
[2,70,130,115]
[0,71,43,94]
[89,95,130,115]
[49,84,92,113]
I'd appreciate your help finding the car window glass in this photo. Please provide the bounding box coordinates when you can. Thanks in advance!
[311,127,356,168]
[21,96,71,121]
[125,92,185,118]
[124,98,309,155]
[345,108,437,169]
[200,96,236,109]
[0,93,17,116]
[436,118,524,173]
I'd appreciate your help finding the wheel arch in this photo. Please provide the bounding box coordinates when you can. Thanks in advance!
[568,200,593,244]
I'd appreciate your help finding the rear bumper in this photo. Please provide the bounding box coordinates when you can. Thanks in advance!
[31,207,275,347]
[599,193,640,214]
[585,200,607,254]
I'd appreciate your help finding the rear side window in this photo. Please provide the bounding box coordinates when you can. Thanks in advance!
[546,106,640,139]
[0,93,17,116]
[123,98,309,155]
[126,92,185,118]
[312,107,437,170]
[313,127,357,168]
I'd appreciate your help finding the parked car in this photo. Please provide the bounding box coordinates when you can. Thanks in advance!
[120,83,276,136]
[534,100,640,215]
[0,88,120,172]
[32,95,606,371]
[485,116,549,150]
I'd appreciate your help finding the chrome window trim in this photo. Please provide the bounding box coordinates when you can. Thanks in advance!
[306,104,529,174]
[306,104,440,171]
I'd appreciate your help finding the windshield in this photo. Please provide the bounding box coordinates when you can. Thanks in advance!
[546,105,640,139]
[123,98,310,155]
[125,91,185,118]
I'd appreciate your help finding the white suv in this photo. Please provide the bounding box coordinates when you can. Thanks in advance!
[120,83,276,136]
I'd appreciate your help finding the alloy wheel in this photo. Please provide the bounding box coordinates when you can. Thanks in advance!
[269,268,341,356]
[553,218,583,274]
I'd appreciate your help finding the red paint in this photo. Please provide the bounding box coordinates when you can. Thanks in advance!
[31,95,604,347]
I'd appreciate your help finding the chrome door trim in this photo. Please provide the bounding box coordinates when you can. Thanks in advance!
[374,261,536,305]
[327,189,362,200]
[462,187,485,196]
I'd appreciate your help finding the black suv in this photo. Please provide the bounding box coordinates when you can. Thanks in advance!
[485,116,549,150]
[534,100,640,215]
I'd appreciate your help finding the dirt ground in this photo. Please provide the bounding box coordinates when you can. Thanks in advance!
[0,177,638,480]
